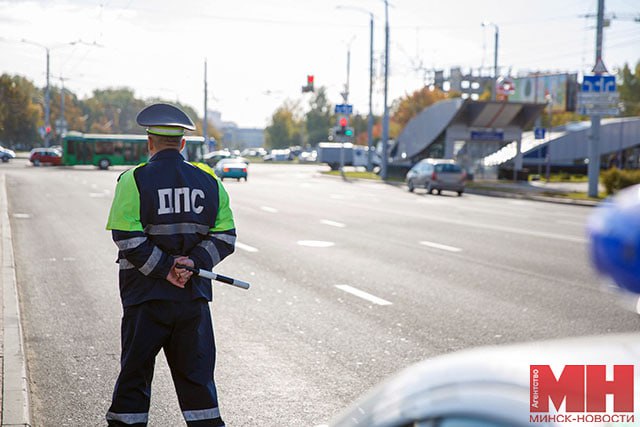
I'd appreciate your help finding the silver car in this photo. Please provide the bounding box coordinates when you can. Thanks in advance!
[406,159,466,196]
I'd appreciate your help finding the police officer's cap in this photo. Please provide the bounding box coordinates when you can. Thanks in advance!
[136,103,196,137]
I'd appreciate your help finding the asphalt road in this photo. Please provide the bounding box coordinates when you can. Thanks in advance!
[2,159,639,426]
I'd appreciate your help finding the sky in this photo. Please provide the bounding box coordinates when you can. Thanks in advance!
[0,0,638,129]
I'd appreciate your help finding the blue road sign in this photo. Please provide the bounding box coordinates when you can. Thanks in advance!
[334,104,353,115]
[470,130,503,141]
[534,127,546,140]
[582,75,616,93]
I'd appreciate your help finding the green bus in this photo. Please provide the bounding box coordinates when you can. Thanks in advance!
[62,132,207,169]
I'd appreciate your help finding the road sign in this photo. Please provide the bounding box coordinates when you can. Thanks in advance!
[577,92,620,116]
[579,75,619,116]
[470,130,503,141]
[582,75,616,93]
[534,127,546,140]
[334,104,353,115]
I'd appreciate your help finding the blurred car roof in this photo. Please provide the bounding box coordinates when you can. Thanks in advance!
[329,333,640,427]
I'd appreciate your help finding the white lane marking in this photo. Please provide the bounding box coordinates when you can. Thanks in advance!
[419,241,462,252]
[63,257,76,262]
[556,220,585,227]
[89,192,108,198]
[297,240,335,248]
[236,242,259,253]
[12,213,31,219]
[320,219,346,228]
[261,206,278,213]
[335,285,392,306]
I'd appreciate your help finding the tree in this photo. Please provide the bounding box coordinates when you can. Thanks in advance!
[619,62,640,116]
[83,88,146,134]
[305,87,332,146]
[0,74,40,148]
[391,86,448,129]
[265,101,303,149]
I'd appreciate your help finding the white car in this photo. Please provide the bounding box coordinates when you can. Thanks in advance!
[329,333,640,427]
[0,146,16,162]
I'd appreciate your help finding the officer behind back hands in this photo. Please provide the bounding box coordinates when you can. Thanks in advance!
[105,103,236,426]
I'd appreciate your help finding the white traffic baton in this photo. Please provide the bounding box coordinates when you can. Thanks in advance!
[177,264,250,290]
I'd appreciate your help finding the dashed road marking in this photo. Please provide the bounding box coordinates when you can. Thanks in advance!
[297,240,335,248]
[12,213,31,219]
[320,219,345,228]
[335,285,392,306]
[236,242,259,252]
[419,240,462,253]
[261,206,278,213]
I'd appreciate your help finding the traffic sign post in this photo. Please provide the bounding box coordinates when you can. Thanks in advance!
[578,71,620,197]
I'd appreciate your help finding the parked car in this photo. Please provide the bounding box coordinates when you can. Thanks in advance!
[406,158,466,196]
[0,146,16,162]
[29,147,62,166]
[203,150,231,167]
[263,149,291,162]
[214,158,248,181]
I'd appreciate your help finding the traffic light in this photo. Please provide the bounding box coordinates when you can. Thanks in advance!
[302,75,315,93]
[335,117,354,138]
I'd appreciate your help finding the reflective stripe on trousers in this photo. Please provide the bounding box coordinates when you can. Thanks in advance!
[106,411,148,425]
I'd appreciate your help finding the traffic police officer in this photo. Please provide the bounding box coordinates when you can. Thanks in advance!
[105,103,235,426]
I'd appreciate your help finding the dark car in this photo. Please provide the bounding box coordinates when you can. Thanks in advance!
[214,158,248,181]
[0,146,16,162]
[29,147,62,166]
[406,158,466,196]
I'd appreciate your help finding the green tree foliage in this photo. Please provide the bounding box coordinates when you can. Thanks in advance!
[83,88,146,134]
[305,87,333,146]
[0,74,40,148]
[50,87,86,140]
[265,101,303,149]
[619,62,640,116]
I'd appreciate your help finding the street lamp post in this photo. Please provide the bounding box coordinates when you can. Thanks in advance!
[381,0,390,180]
[21,39,101,146]
[336,6,375,171]
[481,22,499,101]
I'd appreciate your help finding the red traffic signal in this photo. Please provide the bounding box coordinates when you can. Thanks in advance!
[339,117,347,128]
[307,75,314,85]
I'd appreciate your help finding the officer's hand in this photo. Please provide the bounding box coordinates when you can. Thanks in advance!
[167,257,194,288]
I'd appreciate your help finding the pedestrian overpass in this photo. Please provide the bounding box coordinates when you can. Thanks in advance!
[390,98,545,178]
[484,117,640,172]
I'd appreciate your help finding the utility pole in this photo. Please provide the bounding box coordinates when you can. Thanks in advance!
[482,22,499,101]
[588,0,605,198]
[45,48,51,147]
[59,76,66,135]
[335,6,375,172]
[367,14,374,172]
[203,60,208,145]
[381,0,390,180]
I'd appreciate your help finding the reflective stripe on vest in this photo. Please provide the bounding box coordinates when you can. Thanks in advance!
[144,223,210,236]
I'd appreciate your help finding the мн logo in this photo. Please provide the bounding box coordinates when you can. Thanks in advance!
[530,365,635,423]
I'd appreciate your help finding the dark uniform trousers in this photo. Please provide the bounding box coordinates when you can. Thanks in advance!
[107,299,225,427]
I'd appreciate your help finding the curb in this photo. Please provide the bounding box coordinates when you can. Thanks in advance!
[464,188,600,207]
[1,173,32,427]
[316,172,599,207]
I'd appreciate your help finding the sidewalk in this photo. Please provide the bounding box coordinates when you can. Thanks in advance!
[1,173,31,426]
[465,180,602,207]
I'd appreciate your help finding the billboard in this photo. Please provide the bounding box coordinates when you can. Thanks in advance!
[510,73,578,112]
